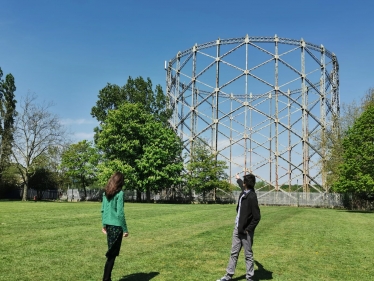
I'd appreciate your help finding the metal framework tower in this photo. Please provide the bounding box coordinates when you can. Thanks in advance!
[166,35,339,193]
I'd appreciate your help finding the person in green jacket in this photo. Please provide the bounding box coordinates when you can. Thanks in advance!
[101,172,128,281]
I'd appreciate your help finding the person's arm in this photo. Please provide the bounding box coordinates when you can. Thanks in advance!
[245,194,261,233]
[235,174,243,212]
[101,194,107,234]
[116,192,128,235]
[237,178,244,190]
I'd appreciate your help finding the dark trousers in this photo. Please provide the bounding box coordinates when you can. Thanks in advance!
[103,256,116,281]
[103,225,123,281]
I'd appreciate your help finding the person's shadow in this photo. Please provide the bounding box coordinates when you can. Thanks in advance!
[119,271,159,281]
[231,261,273,281]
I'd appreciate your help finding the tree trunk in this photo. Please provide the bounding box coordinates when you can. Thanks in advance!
[83,186,87,200]
[146,187,151,203]
[81,177,87,200]
[22,182,28,201]
[136,189,141,202]
[37,190,42,200]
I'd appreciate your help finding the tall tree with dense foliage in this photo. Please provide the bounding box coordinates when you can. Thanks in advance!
[11,94,67,201]
[185,139,230,201]
[91,76,172,141]
[96,103,183,202]
[319,88,374,191]
[60,140,99,199]
[333,104,374,202]
[0,67,17,183]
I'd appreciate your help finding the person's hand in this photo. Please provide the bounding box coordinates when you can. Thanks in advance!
[123,232,129,237]
[236,173,240,179]
[102,227,107,234]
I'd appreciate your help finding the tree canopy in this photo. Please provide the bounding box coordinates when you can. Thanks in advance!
[320,88,374,193]
[96,103,183,202]
[60,140,99,199]
[91,76,171,125]
[333,104,374,196]
[0,67,17,183]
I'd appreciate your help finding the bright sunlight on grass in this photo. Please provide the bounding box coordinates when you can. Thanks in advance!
[0,201,373,281]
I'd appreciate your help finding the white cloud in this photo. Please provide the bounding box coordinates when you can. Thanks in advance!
[73,132,95,141]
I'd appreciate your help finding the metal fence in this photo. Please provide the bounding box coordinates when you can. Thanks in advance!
[9,188,59,200]
[64,189,102,201]
[233,191,344,207]
[18,187,344,208]
[121,189,344,207]
[0,187,348,208]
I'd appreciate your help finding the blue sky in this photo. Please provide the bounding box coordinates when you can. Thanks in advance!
[0,0,373,142]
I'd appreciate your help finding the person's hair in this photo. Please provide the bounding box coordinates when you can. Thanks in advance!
[243,174,256,189]
[105,172,124,200]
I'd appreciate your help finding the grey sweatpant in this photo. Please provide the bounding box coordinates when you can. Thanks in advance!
[224,227,254,281]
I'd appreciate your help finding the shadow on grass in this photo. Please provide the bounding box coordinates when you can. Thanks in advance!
[231,261,273,281]
[119,272,159,281]
[337,210,373,214]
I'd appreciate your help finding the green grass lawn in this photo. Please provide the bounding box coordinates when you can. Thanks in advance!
[0,201,373,281]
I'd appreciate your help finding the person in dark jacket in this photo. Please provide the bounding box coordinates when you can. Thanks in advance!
[217,173,261,281]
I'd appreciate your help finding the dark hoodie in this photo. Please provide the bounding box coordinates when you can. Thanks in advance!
[236,179,261,234]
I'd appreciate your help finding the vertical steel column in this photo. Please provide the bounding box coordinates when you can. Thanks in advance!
[213,39,220,201]
[287,89,292,191]
[214,39,220,154]
[301,38,308,192]
[305,87,310,192]
[269,91,272,188]
[194,89,198,141]
[320,45,327,191]
[332,54,340,116]
[181,91,185,141]
[245,35,253,174]
[176,54,182,141]
[190,45,197,155]
[250,91,253,172]
[230,93,233,182]
[274,35,279,190]
[244,36,249,174]
[166,61,175,126]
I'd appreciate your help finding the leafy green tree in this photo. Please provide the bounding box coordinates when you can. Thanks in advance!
[333,104,374,199]
[91,76,172,141]
[319,88,374,191]
[0,67,17,183]
[0,164,20,198]
[96,103,183,202]
[185,139,229,201]
[60,140,99,199]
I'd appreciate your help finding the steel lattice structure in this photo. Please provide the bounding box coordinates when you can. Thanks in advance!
[166,35,339,193]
